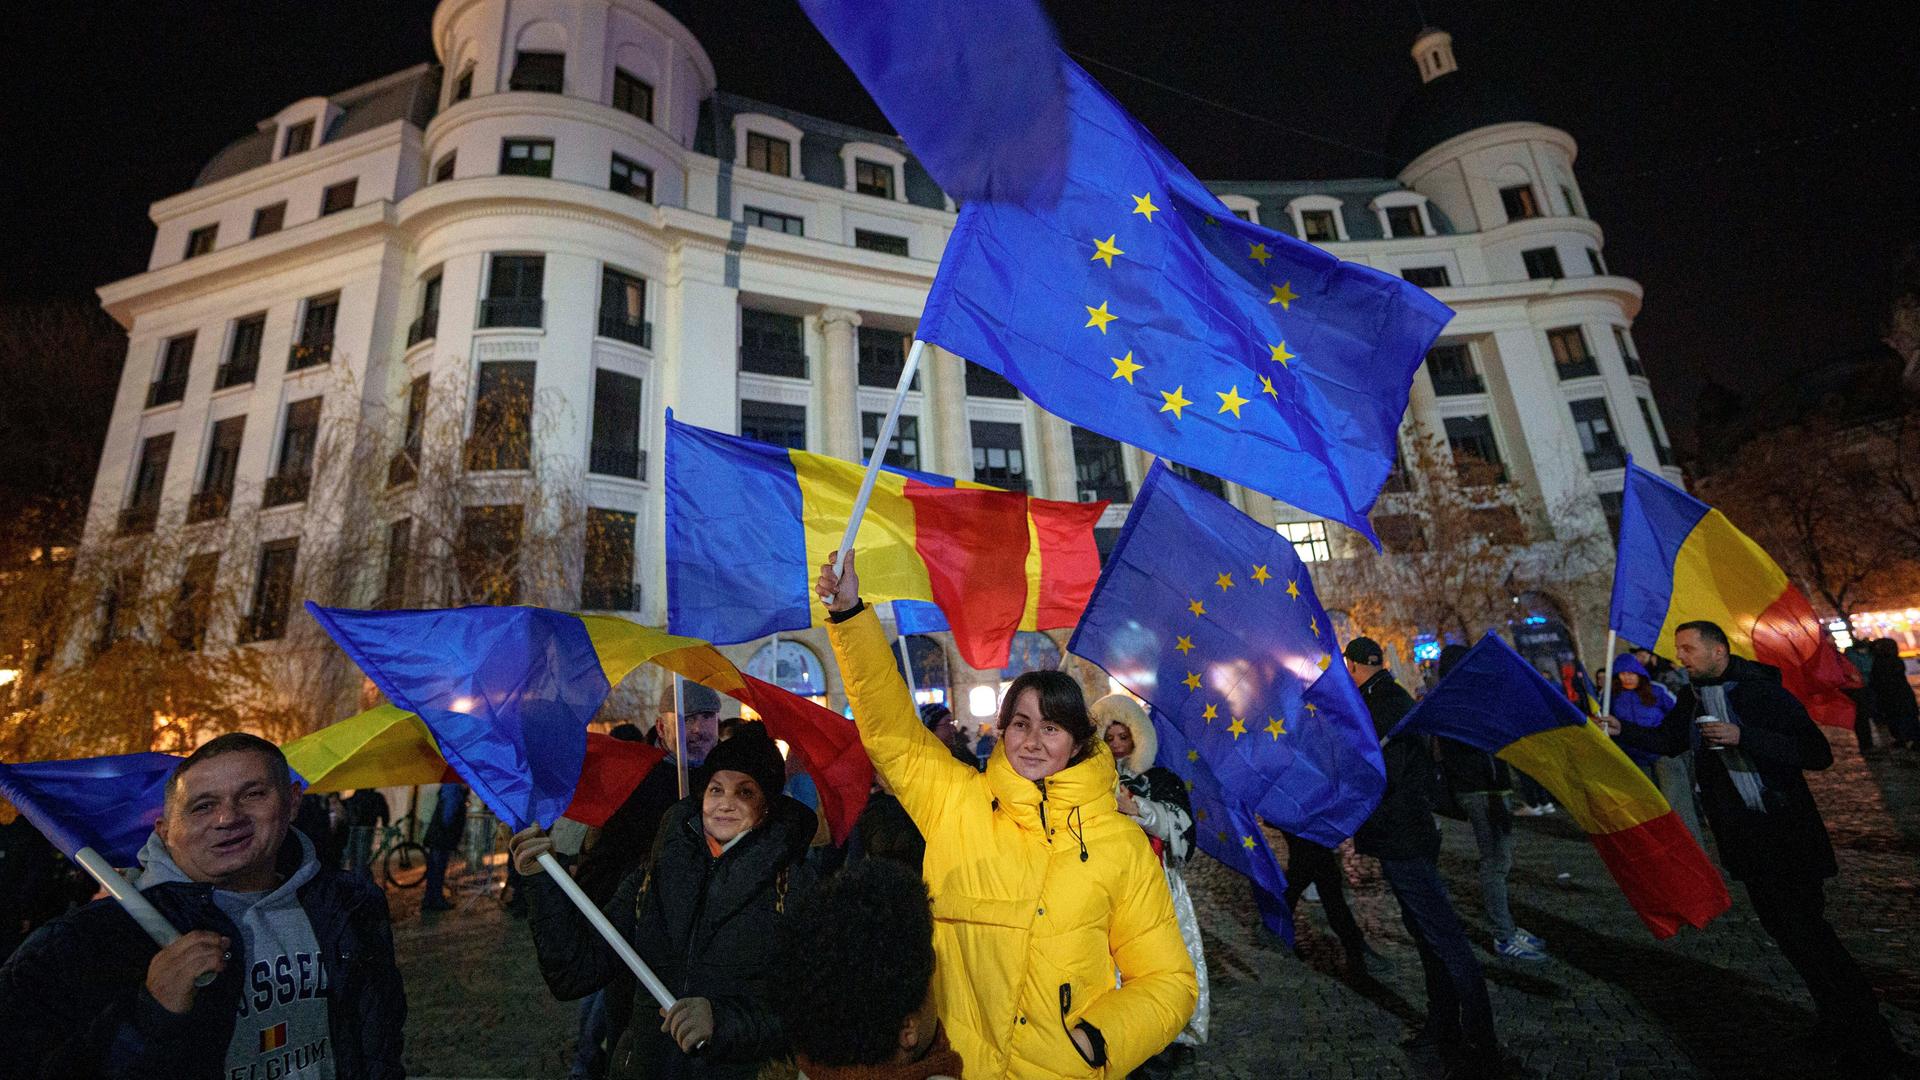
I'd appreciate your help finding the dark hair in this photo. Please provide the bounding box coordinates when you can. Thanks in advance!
[997,670,1096,760]
[776,859,935,1065]
[608,723,644,742]
[1870,637,1901,660]
[165,732,293,813]
[1675,620,1729,650]
[1611,670,1658,707]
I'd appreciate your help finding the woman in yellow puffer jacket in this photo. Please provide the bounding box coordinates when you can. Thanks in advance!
[818,552,1197,1079]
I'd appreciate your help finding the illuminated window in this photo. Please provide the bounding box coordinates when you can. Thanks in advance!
[1279,521,1330,563]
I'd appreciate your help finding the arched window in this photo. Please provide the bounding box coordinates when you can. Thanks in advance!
[747,640,827,704]
[891,634,950,706]
[1001,631,1061,679]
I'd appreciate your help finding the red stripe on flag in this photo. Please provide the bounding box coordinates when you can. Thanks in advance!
[1589,811,1730,939]
[562,733,667,828]
[1031,497,1107,630]
[733,675,874,845]
[901,482,1031,669]
[1752,587,1861,728]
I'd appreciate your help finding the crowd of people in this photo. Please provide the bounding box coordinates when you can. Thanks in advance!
[0,547,1915,1078]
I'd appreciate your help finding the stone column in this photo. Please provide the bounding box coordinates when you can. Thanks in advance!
[818,307,862,462]
[1030,404,1076,501]
[923,344,971,477]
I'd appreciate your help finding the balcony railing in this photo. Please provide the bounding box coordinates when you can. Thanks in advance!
[262,472,310,507]
[186,489,230,523]
[216,359,257,389]
[580,580,641,612]
[146,374,188,408]
[478,298,544,329]
[387,450,418,488]
[589,443,645,479]
[406,310,439,347]
[1555,357,1600,380]
[1584,446,1627,472]
[464,434,531,472]
[288,340,333,371]
[117,503,158,536]
[1430,372,1486,396]
[597,313,652,349]
[738,345,809,379]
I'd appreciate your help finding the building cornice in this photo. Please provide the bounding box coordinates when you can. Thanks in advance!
[1399,121,1579,182]
[424,90,692,159]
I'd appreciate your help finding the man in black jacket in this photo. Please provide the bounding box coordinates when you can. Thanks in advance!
[1346,638,1499,1078]
[1604,621,1910,1075]
[0,732,405,1080]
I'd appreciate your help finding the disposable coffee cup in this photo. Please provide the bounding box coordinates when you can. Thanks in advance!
[1696,714,1726,750]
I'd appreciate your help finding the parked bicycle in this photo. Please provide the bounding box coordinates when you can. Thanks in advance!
[374,818,429,889]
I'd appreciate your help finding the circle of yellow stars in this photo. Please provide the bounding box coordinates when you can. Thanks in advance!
[1171,562,1332,743]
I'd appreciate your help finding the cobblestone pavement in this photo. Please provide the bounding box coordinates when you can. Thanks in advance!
[394,732,1920,1078]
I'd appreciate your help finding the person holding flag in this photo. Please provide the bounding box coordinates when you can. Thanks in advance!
[818,551,1197,1079]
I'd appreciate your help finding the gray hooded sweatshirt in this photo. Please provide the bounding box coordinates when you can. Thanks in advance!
[137,827,338,1080]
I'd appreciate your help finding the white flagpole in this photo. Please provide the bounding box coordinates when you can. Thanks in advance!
[1599,628,1619,719]
[672,673,689,799]
[821,340,926,600]
[536,851,678,1012]
[73,846,214,987]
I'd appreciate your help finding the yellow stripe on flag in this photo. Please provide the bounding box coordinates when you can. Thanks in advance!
[282,705,448,794]
[1018,513,1044,632]
[791,452,937,623]
[576,615,748,695]
[1658,508,1791,661]
[1496,723,1670,835]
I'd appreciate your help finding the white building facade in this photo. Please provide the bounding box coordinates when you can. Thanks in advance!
[82,6,1677,718]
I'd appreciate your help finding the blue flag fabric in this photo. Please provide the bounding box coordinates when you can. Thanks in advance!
[1070,462,1386,848]
[0,753,182,865]
[305,603,611,831]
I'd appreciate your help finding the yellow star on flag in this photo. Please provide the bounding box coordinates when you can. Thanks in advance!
[1215,572,1234,591]
[1090,234,1124,268]
[1260,375,1278,399]
[1227,717,1247,740]
[1216,386,1250,418]
[1195,807,1207,821]
[1269,341,1295,367]
[1110,350,1142,384]
[1202,703,1219,722]
[1217,830,1229,844]
[1182,671,1201,691]
[1130,193,1159,221]
[1241,834,1257,850]
[1251,564,1271,584]
[1265,717,1286,739]
[1159,386,1192,419]
[1084,301,1117,334]
[1248,242,1271,265]
[1175,634,1195,654]
[1187,749,1199,762]
[1187,598,1206,616]
[1285,579,1301,601]
[1310,616,1320,636]
[1317,654,1333,671]
[1304,702,1320,718]
[1269,281,1298,309]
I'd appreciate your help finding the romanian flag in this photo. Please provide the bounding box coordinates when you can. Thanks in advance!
[0,753,181,866]
[1396,633,1730,939]
[306,604,873,842]
[664,412,1105,670]
[1611,459,1858,727]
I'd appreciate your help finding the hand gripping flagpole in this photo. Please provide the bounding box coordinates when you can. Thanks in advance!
[72,847,216,987]
[821,340,926,601]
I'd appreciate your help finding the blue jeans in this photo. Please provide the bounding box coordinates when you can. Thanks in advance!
[1460,793,1516,940]
[423,847,453,906]
[1379,856,1496,1051]
[571,989,611,1080]
[347,826,375,877]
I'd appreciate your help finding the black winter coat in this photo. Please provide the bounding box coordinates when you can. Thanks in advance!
[1615,656,1837,881]
[1437,736,1511,795]
[1351,671,1442,861]
[0,836,405,1080]
[528,794,817,1080]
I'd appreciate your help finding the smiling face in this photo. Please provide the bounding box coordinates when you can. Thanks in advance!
[1001,688,1077,781]
[155,750,297,891]
[1103,721,1135,764]
[701,769,768,844]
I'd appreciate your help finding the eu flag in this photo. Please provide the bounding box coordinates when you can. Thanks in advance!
[1069,462,1385,849]
[1148,713,1295,944]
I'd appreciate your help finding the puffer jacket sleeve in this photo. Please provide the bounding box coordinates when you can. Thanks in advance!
[1078,841,1198,1076]
[826,603,978,837]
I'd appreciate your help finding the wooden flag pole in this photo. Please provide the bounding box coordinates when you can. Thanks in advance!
[1599,628,1619,719]
[821,339,926,601]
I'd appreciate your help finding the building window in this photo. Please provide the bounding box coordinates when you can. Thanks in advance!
[379,518,412,609]
[1499,184,1540,222]
[189,416,244,523]
[857,327,915,389]
[290,293,337,370]
[432,152,457,183]
[509,51,564,93]
[1278,521,1331,563]
[612,68,653,122]
[220,314,264,388]
[745,132,791,176]
[282,120,314,157]
[251,202,286,238]
[1071,426,1129,503]
[120,433,172,535]
[149,333,194,407]
[1299,209,1339,242]
[1231,209,1255,222]
[320,180,357,216]
[245,540,300,642]
[971,421,1028,491]
[481,254,545,328]
[465,361,535,471]
[590,369,645,479]
[265,396,321,506]
[854,159,895,199]
[1613,327,1645,377]
[610,154,653,201]
[458,505,523,605]
[1521,247,1563,280]
[453,66,473,103]
[1384,205,1424,238]
[861,412,920,471]
[743,206,804,236]
[1403,266,1450,288]
[582,509,637,610]
[1587,248,1607,276]
[1372,512,1427,554]
[854,229,910,257]
[501,138,554,178]
[170,552,219,650]
[390,374,428,487]
[1597,490,1623,541]
[598,268,649,348]
[1169,462,1227,498]
[965,360,1021,399]
[408,272,442,347]
[1560,184,1580,217]
[1425,343,1482,396]
[739,309,807,377]
[1569,398,1625,471]
[184,224,218,259]
[1638,398,1673,466]
[1444,414,1504,482]
[741,400,807,449]
[1547,326,1598,379]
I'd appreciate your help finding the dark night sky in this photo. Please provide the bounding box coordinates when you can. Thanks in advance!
[5,1,1917,442]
